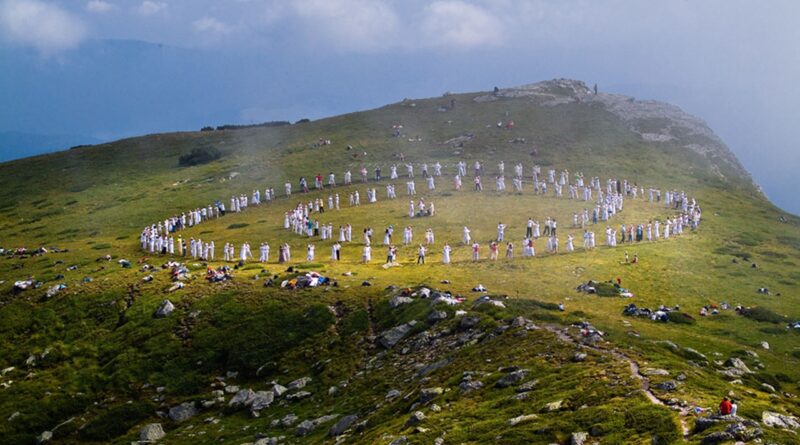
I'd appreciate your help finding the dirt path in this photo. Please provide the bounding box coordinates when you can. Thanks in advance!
[544,325,690,439]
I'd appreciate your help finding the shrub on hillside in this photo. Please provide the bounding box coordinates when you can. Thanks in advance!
[178,146,222,167]
[595,282,619,297]
[79,402,155,441]
[740,306,786,324]
[668,312,696,325]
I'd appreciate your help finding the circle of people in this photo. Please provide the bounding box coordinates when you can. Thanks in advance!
[140,159,701,266]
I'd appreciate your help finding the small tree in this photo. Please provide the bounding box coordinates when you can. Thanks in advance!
[179,146,222,167]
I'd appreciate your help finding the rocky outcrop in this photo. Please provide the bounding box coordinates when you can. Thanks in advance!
[762,411,800,429]
[379,321,417,348]
[474,78,753,185]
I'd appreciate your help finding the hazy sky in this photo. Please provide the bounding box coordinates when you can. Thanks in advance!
[1,0,799,214]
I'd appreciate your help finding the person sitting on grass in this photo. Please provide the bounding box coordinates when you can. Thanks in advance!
[719,397,732,416]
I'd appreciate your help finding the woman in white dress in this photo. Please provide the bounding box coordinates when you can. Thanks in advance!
[442,243,451,264]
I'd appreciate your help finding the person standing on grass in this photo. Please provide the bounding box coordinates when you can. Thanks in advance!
[497,222,506,242]
[442,243,451,264]
[489,241,498,261]
[417,245,426,264]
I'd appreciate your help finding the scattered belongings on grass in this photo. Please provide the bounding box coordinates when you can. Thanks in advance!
[13,279,34,293]
[164,262,189,281]
[45,284,67,298]
[572,320,605,342]
[206,266,233,283]
[167,282,184,292]
[474,295,506,309]
[623,304,696,324]
[281,272,332,290]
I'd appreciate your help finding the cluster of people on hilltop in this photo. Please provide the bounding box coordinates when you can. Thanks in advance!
[139,157,702,268]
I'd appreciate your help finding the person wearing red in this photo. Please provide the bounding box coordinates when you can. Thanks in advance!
[719,397,732,415]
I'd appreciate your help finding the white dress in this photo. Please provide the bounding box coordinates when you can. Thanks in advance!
[442,246,451,264]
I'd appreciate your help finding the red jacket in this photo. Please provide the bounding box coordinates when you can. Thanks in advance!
[719,400,732,415]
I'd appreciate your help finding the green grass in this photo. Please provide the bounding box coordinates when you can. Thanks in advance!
[0,84,798,444]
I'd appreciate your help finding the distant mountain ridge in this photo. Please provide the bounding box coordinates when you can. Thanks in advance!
[0,131,101,162]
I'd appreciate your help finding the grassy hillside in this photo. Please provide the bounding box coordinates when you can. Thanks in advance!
[0,80,798,445]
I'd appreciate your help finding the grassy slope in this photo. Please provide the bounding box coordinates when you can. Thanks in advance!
[0,85,799,444]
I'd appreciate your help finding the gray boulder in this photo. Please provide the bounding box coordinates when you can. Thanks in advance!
[139,423,166,442]
[389,436,408,445]
[427,310,448,323]
[295,419,315,437]
[280,413,299,427]
[495,369,529,388]
[406,411,426,427]
[36,431,52,444]
[296,414,339,436]
[287,377,311,390]
[683,347,707,361]
[724,357,752,374]
[459,316,480,330]
[507,414,538,426]
[641,368,670,376]
[379,321,417,348]
[329,414,358,437]
[700,431,734,444]
[516,379,539,393]
[420,387,443,403]
[229,388,256,407]
[570,431,589,445]
[272,384,288,397]
[385,389,401,400]
[543,400,563,412]
[459,379,484,393]
[154,300,175,318]
[285,391,312,401]
[654,380,677,391]
[250,391,275,411]
[168,402,198,422]
[416,358,453,378]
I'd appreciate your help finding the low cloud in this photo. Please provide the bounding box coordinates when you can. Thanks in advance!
[193,16,230,35]
[86,0,113,14]
[419,1,504,49]
[291,0,400,52]
[137,0,167,16]
[0,0,87,53]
